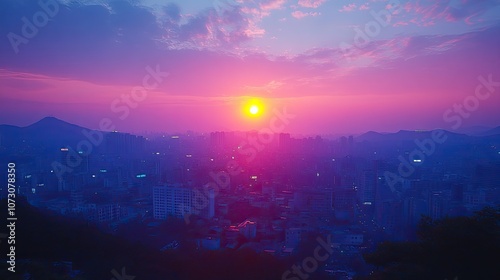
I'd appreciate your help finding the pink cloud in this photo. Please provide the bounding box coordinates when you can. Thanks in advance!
[339,3,357,12]
[359,3,369,10]
[404,0,500,26]
[393,21,409,27]
[292,10,320,19]
[2,4,500,135]
[259,0,286,11]
[298,0,326,8]
[0,69,121,105]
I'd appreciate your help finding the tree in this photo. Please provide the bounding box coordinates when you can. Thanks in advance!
[361,206,500,280]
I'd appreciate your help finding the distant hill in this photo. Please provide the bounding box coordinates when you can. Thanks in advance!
[0,117,95,153]
[454,125,494,136]
[355,131,386,142]
[24,116,86,135]
[356,129,468,143]
[476,126,500,137]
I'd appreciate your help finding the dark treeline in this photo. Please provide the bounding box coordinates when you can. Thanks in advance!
[1,198,498,279]
[357,206,500,280]
[0,198,291,280]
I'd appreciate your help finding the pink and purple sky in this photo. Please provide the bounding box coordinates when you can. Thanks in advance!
[1,0,500,135]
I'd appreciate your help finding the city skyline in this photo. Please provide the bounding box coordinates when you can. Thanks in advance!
[3,115,500,139]
[1,1,499,279]
[1,106,498,279]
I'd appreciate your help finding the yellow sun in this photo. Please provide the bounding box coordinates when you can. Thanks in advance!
[249,105,259,115]
[243,98,265,119]
[245,99,264,118]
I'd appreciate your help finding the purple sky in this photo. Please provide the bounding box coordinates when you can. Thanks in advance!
[1,0,500,135]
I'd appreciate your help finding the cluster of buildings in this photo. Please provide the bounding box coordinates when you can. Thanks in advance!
[3,127,499,277]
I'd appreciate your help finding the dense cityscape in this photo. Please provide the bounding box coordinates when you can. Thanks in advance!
[0,116,499,279]
[1,0,500,279]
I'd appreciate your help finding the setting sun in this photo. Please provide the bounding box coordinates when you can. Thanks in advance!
[244,99,265,118]
[249,105,259,115]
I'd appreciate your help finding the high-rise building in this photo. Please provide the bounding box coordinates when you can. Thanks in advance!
[293,188,333,217]
[153,184,215,220]
[359,170,376,205]
[153,185,192,219]
[429,191,447,220]
[285,227,305,248]
[210,131,225,148]
[332,186,357,222]
[238,220,257,239]
[279,133,291,150]
[104,131,145,157]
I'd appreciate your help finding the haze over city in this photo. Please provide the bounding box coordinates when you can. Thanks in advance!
[1,1,500,280]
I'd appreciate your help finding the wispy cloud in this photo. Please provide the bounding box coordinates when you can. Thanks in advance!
[339,3,357,12]
[359,3,370,10]
[298,0,327,8]
[259,0,287,11]
[292,10,320,19]
[403,0,500,25]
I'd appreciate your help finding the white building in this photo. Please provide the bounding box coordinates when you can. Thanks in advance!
[153,185,192,219]
[153,184,215,220]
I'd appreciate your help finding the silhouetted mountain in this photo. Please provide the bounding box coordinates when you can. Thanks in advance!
[455,125,494,136]
[356,129,469,143]
[0,117,94,154]
[476,126,500,137]
[356,131,387,142]
[25,116,85,133]
[0,124,20,137]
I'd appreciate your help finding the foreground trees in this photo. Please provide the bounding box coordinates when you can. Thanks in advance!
[360,207,500,280]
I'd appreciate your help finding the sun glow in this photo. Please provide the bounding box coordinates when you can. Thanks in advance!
[249,105,259,115]
[244,99,264,118]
